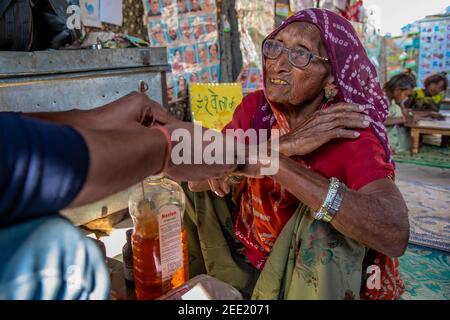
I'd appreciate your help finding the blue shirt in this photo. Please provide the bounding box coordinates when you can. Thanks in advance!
[0,113,89,227]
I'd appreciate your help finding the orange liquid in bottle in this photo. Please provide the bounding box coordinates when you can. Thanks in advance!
[182,228,189,281]
[129,177,187,300]
[132,227,188,300]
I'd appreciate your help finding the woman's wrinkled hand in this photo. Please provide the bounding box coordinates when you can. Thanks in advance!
[189,175,246,197]
[188,176,233,197]
[207,176,231,197]
[278,103,370,157]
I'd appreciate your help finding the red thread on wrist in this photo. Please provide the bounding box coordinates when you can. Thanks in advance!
[152,126,172,174]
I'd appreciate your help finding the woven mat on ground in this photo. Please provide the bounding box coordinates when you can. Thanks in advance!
[396,179,450,252]
[393,145,450,168]
[399,245,450,300]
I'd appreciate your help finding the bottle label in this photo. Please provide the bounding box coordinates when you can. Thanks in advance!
[158,204,183,292]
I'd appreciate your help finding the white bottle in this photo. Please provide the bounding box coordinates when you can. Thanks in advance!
[128,175,188,300]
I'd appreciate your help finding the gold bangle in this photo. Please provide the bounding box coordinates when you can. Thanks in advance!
[313,178,340,222]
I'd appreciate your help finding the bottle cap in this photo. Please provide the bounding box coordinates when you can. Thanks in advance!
[126,229,133,242]
[147,173,164,179]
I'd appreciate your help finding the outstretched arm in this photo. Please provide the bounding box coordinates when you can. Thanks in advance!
[272,155,409,257]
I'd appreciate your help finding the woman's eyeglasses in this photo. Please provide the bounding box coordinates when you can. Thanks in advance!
[263,39,329,68]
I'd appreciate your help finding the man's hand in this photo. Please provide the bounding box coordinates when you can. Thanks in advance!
[162,122,239,181]
[187,140,277,196]
[24,91,180,130]
[87,92,178,130]
[278,103,369,157]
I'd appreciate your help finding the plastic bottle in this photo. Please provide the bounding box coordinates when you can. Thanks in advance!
[128,175,188,300]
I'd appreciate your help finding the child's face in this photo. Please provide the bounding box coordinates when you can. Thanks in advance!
[427,81,446,97]
[393,88,413,105]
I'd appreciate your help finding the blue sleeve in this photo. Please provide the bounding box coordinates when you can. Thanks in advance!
[0,113,90,227]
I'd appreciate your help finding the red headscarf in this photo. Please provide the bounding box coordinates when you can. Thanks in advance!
[260,8,391,162]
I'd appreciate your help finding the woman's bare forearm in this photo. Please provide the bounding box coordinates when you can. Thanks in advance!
[274,155,409,257]
[332,180,409,256]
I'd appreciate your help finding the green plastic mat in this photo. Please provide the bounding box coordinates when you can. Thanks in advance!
[394,145,450,168]
[400,244,450,300]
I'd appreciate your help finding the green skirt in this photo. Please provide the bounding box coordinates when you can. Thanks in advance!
[183,184,367,300]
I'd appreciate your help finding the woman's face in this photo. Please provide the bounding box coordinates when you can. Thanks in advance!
[202,72,209,82]
[150,0,159,14]
[206,17,215,33]
[184,48,195,65]
[195,24,203,37]
[191,0,201,10]
[168,28,178,41]
[178,0,186,11]
[167,86,174,100]
[393,87,414,105]
[209,44,217,59]
[264,22,332,108]
[181,21,191,38]
[200,48,207,64]
[179,77,186,91]
[152,25,165,45]
[426,80,446,97]
[190,73,199,83]
[174,50,181,61]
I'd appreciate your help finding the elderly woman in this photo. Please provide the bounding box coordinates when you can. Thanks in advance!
[185,9,409,300]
